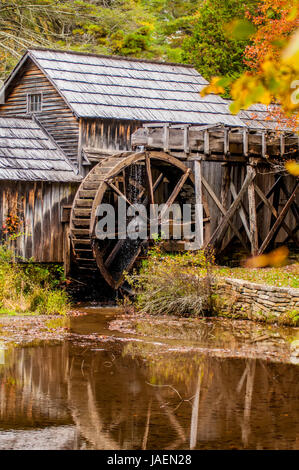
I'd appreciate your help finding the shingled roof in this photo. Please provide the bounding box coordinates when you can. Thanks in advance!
[23,48,245,127]
[0,117,81,182]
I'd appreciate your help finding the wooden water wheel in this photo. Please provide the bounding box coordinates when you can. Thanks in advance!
[70,151,209,289]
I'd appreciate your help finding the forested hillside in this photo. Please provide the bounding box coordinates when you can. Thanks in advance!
[0,0,257,84]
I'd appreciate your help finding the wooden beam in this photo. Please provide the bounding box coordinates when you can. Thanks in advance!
[201,175,248,250]
[159,168,191,220]
[256,176,282,213]
[258,181,299,254]
[280,179,299,223]
[107,180,148,223]
[247,164,258,255]
[194,160,204,247]
[105,239,126,268]
[183,125,190,154]
[204,130,210,155]
[254,183,298,245]
[224,129,230,156]
[230,181,251,241]
[243,129,249,156]
[220,163,231,212]
[163,124,169,152]
[261,132,266,158]
[145,152,155,207]
[206,171,255,247]
[280,133,285,157]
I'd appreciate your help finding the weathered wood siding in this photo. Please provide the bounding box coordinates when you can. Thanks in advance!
[0,181,78,262]
[81,118,143,153]
[0,59,79,166]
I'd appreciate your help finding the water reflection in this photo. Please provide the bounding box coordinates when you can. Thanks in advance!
[0,312,298,450]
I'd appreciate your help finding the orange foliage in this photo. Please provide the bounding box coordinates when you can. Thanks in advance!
[244,0,299,72]
[245,246,289,268]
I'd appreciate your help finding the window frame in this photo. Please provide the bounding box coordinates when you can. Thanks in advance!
[27,92,43,114]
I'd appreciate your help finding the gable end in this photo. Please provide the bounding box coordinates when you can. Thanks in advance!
[0,57,79,167]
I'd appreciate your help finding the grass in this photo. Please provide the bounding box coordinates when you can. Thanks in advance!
[126,245,299,321]
[215,265,299,288]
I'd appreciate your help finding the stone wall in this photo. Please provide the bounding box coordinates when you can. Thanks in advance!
[214,278,299,324]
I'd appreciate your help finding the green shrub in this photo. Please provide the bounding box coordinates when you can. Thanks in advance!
[126,245,214,317]
[0,242,70,315]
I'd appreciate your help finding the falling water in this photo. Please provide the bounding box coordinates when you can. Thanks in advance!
[109,163,146,284]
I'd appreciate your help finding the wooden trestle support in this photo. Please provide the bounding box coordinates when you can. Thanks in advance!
[132,123,299,257]
[70,124,298,289]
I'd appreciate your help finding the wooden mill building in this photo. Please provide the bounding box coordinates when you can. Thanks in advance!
[0,48,297,286]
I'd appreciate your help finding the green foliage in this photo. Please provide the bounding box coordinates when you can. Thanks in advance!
[0,0,260,86]
[181,0,257,95]
[0,242,70,315]
[126,244,214,317]
[111,26,153,56]
[278,310,299,327]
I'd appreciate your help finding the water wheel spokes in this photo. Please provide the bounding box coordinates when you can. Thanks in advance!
[70,151,201,289]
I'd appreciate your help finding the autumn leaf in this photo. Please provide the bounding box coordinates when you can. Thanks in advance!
[285,160,299,176]
[245,246,289,268]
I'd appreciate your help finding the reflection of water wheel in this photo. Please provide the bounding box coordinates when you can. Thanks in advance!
[70,151,208,289]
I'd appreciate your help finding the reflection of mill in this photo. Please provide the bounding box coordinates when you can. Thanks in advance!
[0,343,298,449]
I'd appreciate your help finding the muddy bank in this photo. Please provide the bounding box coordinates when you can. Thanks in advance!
[1,307,299,365]
[0,314,70,346]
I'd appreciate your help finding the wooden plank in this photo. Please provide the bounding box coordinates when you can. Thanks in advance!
[145,153,155,207]
[206,171,255,246]
[256,176,282,213]
[280,179,299,223]
[163,124,169,152]
[201,175,248,250]
[220,163,230,211]
[230,181,251,241]
[131,125,298,158]
[204,130,210,155]
[243,129,248,156]
[254,183,298,245]
[159,168,191,220]
[61,205,72,223]
[258,181,299,254]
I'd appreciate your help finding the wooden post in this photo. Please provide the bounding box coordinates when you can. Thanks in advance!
[77,117,84,175]
[63,223,71,277]
[194,159,204,248]
[247,161,258,255]
[220,162,231,250]
[220,163,231,211]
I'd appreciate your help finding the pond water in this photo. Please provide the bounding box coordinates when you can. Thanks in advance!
[0,307,298,450]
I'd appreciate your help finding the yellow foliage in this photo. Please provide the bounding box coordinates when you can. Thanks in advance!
[200,77,225,97]
[285,160,299,176]
[245,246,289,268]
